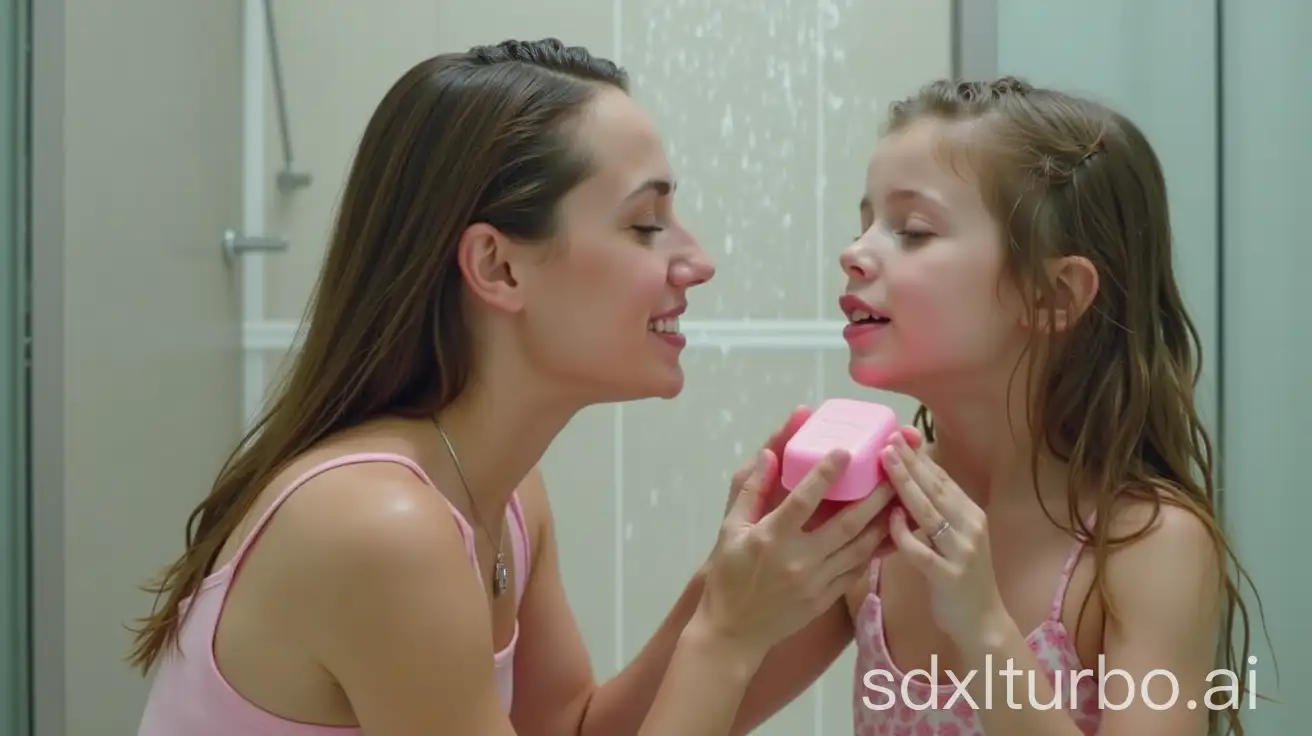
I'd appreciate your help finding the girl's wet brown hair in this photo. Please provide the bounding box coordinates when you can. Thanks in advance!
[889,77,1267,734]
[126,38,628,673]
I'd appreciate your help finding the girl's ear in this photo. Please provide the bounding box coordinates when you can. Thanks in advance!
[1028,255,1098,332]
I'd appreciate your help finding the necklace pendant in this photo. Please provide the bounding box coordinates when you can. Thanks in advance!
[492,552,509,598]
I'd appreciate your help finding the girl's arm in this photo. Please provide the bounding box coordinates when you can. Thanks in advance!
[959,503,1223,736]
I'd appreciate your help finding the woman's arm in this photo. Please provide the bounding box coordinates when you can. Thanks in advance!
[505,467,703,734]
[510,468,857,736]
[295,474,521,735]
[636,616,763,736]
[291,470,803,736]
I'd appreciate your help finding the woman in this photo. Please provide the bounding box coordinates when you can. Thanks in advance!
[130,38,902,735]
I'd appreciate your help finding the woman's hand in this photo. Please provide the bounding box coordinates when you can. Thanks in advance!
[880,433,1008,645]
[720,405,810,518]
[695,446,895,664]
[722,407,923,532]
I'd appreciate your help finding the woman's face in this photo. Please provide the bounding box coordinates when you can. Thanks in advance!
[512,87,715,403]
[838,118,1029,400]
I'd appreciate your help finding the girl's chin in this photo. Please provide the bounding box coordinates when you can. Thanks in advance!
[847,360,902,391]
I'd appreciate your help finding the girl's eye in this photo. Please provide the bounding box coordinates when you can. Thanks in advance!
[895,229,934,246]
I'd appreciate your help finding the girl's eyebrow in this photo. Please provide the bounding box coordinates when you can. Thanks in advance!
[861,187,948,214]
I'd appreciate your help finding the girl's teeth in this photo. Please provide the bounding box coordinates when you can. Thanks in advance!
[850,309,891,324]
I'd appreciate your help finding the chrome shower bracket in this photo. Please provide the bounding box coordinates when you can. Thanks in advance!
[264,0,312,194]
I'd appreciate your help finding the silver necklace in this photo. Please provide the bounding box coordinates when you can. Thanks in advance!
[435,420,508,598]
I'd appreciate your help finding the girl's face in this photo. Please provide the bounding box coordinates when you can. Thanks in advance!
[838,118,1030,400]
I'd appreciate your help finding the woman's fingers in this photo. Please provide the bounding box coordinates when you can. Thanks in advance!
[725,407,814,516]
[763,449,850,531]
[813,482,894,552]
[725,450,776,525]
[819,521,886,581]
[765,405,814,457]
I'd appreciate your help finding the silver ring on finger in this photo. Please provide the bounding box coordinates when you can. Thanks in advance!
[927,518,951,544]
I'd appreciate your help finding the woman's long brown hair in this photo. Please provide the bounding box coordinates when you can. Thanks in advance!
[891,78,1269,735]
[126,38,628,674]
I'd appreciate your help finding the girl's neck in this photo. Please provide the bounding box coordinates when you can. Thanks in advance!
[923,399,1068,509]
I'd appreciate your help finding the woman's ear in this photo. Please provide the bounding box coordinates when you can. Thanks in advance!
[456,223,525,314]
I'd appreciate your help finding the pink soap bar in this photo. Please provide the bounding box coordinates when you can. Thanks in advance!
[781,399,900,502]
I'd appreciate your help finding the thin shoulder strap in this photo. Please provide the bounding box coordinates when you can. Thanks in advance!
[223,451,531,604]
[508,493,532,603]
[1049,510,1098,622]
[867,557,884,598]
[225,452,438,569]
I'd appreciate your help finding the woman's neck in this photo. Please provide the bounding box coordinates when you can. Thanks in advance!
[429,379,579,522]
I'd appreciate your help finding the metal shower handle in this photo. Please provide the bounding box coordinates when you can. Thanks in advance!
[222,229,289,263]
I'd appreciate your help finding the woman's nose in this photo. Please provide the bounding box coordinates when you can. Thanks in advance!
[672,241,716,287]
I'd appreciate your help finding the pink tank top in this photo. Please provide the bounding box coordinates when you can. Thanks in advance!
[137,452,531,735]
[852,523,1102,736]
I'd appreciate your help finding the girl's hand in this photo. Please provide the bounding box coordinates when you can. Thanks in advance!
[881,433,1008,645]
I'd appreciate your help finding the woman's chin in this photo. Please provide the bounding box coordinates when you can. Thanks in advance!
[647,369,685,400]
[612,367,685,403]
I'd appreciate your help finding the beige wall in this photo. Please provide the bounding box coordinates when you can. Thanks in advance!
[31,1,246,734]
[30,0,951,733]
[256,2,951,734]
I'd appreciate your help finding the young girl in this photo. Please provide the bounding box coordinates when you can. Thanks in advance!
[826,77,1259,735]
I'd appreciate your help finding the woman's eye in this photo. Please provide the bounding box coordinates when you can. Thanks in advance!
[632,225,664,244]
